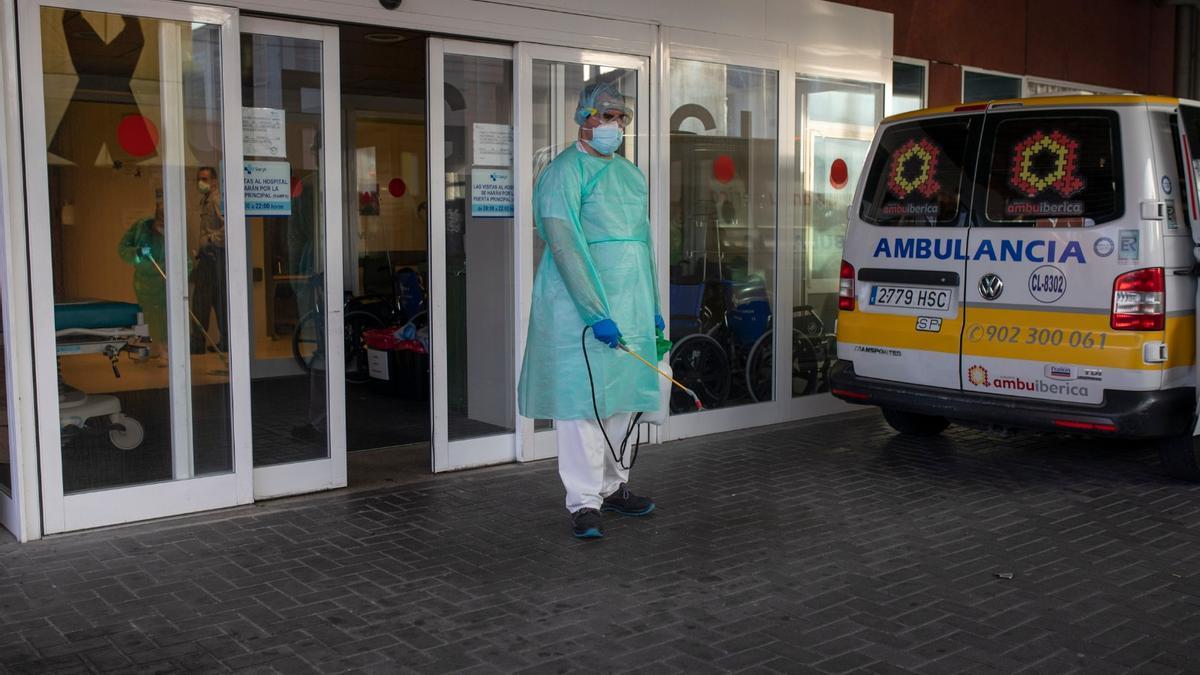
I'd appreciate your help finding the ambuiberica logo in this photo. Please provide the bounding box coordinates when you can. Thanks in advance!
[966,364,1090,400]
[967,365,989,386]
[1005,129,1086,217]
[882,137,943,217]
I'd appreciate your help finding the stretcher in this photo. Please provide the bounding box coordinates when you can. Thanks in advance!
[55,300,150,450]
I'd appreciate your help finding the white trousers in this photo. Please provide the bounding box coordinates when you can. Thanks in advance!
[556,414,633,513]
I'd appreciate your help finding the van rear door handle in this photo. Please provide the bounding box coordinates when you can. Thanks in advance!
[1141,200,1167,220]
[857,268,960,286]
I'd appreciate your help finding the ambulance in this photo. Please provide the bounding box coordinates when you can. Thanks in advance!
[830,95,1200,480]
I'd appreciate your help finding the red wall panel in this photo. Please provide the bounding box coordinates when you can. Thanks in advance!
[927,62,962,107]
[837,0,1175,98]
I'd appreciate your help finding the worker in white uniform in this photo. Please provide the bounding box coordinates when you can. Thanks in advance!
[518,82,664,539]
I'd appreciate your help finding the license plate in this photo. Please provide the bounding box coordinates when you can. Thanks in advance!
[869,285,952,310]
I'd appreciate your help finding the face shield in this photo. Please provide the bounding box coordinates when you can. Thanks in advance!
[574,82,633,127]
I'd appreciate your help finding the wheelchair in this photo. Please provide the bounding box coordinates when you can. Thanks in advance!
[668,276,835,413]
[292,266,428,383]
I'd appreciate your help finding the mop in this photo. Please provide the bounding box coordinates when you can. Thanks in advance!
[144,250,229,373]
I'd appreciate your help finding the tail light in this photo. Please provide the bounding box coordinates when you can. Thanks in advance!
[1111,267,1164,330]
[838,260,856,311]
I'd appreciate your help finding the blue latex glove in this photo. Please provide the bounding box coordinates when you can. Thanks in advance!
[654,314,665,333]
[137,245,152,263]
[591,318,622,349]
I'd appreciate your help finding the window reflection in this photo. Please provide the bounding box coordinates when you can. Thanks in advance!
[794,77,883,398]
[41,9,231,492]
[892,61,926,115]
[445,54,515,441]
[668,60,778,414]
[241,32,336,465]
[963,70,1022,103]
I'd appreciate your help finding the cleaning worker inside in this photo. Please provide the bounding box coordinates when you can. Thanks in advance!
[518,82,669,539]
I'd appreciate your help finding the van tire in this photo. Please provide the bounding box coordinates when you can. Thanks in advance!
[1156,434,1200,481]
[881,408,950,437]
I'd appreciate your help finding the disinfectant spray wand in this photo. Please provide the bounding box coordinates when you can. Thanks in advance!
[616,342,703,411]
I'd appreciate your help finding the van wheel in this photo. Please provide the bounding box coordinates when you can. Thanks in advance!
[1156,434,1200,481]
[881,408,949,437]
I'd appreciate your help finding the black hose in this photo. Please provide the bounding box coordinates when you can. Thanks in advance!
[581,326,643,470]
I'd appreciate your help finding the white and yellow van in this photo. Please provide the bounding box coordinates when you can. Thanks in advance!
[831,95,1200,480]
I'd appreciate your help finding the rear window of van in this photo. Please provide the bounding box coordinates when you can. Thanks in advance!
[859,117,974,227]
[978,112,1122,226]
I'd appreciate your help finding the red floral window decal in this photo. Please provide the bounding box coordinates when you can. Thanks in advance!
[1009,130,1085,198]
[886,138,942,200]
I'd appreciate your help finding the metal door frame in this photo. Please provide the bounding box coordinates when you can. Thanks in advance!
[427,37,519,472]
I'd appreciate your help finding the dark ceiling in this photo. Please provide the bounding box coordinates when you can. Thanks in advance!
[338,24,426,100]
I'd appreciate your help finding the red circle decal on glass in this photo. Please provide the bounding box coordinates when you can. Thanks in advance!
[712,155,735,184]
[117,115,159,157]
[291,175,303,198]
[829,158,849,190]
[388,178,407,198]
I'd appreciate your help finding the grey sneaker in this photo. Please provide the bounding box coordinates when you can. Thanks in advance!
[571,508,603,539]
[601,483,656,516]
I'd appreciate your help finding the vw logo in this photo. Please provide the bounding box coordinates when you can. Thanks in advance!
[979,273,1004,301]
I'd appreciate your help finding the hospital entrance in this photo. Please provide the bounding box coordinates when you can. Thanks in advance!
[35,12,445,526]
[21,0,649,533]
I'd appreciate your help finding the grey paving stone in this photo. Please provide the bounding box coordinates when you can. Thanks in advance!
[1,412,1200,672]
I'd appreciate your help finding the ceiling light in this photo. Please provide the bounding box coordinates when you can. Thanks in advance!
[364,33,406,44]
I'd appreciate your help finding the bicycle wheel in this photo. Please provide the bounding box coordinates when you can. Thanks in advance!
[344,310,385,384]
[292,310,321,372]
[813,335,835,393]
[791,331,821,396]
[669,333,730,413]
[746,329,820,401]
[745,329,774,402]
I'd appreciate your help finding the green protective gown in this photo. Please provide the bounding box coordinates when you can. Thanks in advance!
[518,144,661,420]
[117,217,168,344]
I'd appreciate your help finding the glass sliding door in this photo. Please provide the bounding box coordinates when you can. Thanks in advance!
[429,39,516,471]
[20,0,250,532]
[667,59,779,415]
[241,18,345,498]
[793,76,883,400]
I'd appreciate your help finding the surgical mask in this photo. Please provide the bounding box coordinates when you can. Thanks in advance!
[197,180,211,194]
[587,121,624,155]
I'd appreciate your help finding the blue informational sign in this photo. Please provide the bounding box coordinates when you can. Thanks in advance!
[471,168,514,218]
[244,161,292,216]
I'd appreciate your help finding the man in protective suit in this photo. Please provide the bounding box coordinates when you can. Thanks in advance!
[518,82,663,539]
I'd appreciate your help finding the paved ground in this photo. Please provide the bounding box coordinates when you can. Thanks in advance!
[3,409,1200,674]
